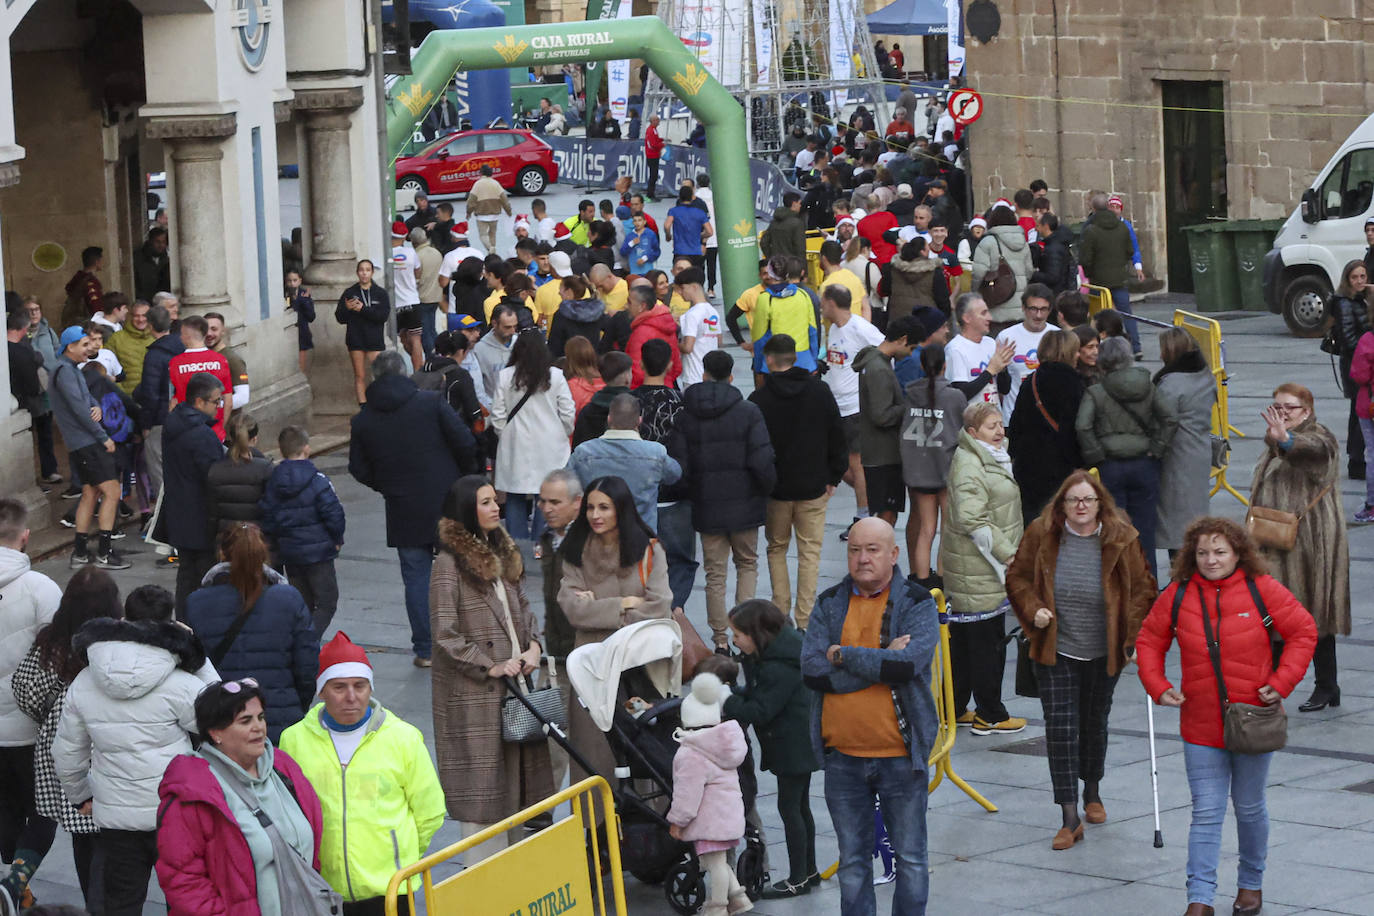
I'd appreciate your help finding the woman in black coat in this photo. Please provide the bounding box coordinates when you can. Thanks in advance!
[1327,259,1370,478]
[185,523,318,741]
[1008,329,1086,525]
[335,258,391,404]
[207,412,273,534]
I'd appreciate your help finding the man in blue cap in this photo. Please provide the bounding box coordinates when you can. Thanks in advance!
[50,326,129,569]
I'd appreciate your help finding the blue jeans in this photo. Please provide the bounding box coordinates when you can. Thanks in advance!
[1184,743,1272,906]
[1110,286,1142,354]
[656,501,697,609]
[1359,417,1374,507]
[824,751,928,916]
[418,302,439,358]
[1098,456,1159,581]
[396,546,434,659]
[504,493,545,542]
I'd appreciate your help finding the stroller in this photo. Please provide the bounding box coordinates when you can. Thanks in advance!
[509,619,765,914]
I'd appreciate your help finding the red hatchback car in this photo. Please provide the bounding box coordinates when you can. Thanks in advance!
[395,129,558,197]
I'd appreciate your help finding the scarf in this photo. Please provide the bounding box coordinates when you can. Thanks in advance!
[973,437,1012,474]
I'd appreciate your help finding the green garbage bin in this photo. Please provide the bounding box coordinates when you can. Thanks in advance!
[1182,223,1239,313]
[1229,218,1286,310]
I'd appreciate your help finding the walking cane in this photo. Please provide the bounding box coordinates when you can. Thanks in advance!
[1147,695,1164,848]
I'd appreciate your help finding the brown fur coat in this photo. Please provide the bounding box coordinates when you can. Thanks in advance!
[1250,419,1351,637]
[430,520,552,823]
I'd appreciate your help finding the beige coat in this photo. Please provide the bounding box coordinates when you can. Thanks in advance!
[466,176,512,218]
[557,536,671,780]
[430,520,553,823]
[1250,418,1351,637]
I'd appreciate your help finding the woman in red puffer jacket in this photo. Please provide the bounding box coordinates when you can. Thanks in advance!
[1136,517,1316,916]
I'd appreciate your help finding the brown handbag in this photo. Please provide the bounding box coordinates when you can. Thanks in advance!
[977,236,1017,307]
[1197,581,1288,755]
[1244,484,1331,551]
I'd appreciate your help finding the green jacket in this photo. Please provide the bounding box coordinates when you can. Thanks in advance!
[854,345,905,467]
[941,430,1023,616]
[108,324,157,395]
[279,701,445,902]
[722,625,818,775]
[1075,366,1178,466]
[1079,209,1135,290]
[762,206,805,260]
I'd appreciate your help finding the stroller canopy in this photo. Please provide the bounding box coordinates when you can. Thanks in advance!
[567,618,684,732]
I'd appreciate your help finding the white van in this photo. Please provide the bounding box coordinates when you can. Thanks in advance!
[1262,111,1374,337]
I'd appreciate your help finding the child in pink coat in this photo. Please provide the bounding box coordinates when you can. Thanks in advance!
[667,672,753,916]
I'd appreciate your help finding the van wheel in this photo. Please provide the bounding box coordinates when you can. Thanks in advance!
[1282,274,1330,338]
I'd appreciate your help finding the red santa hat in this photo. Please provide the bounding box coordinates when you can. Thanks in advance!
[554,222,571,239]
[391,220,408,239]
[991,198,1014,212]
[316,631,373,695]
[450,221,469,239]
[514,215,531,233]
[831,145,846,157]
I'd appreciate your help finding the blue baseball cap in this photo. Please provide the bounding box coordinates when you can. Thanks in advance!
[450,313,481,330]
[59,326,87,350]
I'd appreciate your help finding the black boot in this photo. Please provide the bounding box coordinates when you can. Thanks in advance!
[1299,685,1340,712]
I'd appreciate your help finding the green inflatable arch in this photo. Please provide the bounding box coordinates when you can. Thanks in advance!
[386,16,760,310]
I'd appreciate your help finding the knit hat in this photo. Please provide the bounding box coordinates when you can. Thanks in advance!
[391,220,408,239]
[969,216,987,229]
[554,222,572,239]
[548,251,573,277]
[679,672,725,729]
[911,306,948,342]
[451,221,470,239]
[1107,195,1124,210]
[59,326,86,350]
[316,631,373,695]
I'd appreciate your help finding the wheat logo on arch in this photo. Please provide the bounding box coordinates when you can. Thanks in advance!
[494,34,529,64]
[673,62,708,96]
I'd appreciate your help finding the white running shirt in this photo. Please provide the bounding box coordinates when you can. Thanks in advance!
[825,314,884,416]
[945,334,999,407]
[995,321,1058,423]
[679,301,722,387]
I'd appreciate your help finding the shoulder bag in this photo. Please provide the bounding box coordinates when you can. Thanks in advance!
[1196,581,1287,755]
[206,757,343,916]
[977,236,1017,307]
[210,604,260,668]
[1030,371,1058,432]
[1244,484,1331,552]
[485,384,537,462]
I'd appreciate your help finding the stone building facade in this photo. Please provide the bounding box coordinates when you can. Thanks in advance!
[964,0,1374,286]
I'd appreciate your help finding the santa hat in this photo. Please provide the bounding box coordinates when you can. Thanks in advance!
[391,220,408,239]
[1107,195,1124,209]
[679,672,725,729]
[831,145,846,157]
[554,222,571,239]
[316,631,373,695]
[969,216,988,229]
[450,221,469,239]
[991,198,1014,212]
[514,215,531,233]
[834,216,857,234]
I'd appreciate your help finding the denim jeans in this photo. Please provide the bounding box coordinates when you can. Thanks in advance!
[656,501,697,609]
[1098,456,1160,581]
[504,493,545,542]
[418,302,439,358]
[396,546,434,659]
[1184,742,1272,906]
[1358,417,1374,507]
[824,751,929,916]
[1110,286,1142,355]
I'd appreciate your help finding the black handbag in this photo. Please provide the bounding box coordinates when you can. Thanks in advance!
[1009,626,1039,698]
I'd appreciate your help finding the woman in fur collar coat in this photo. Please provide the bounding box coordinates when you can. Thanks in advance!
[430,475,552,848]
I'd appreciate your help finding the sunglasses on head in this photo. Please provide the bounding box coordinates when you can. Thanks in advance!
[221,677,259,694]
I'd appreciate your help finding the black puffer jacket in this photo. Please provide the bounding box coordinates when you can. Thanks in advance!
[162,403,225,551]
[1030,224,1077,296]
[671,381,777,533]
[1007,362,1085,522]
[547,297,607,357]
[748,367,847,501]
[207,451,273,533]
[448,257,488,322]
[1330,293,1370,397]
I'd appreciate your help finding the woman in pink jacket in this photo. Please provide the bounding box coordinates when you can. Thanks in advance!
[1348,326,1374,522]
[156,680,325,916]
[667,673,750,916]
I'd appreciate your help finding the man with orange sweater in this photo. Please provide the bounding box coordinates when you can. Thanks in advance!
[801,517,939,915]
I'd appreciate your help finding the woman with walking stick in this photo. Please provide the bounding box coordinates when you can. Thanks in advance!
[1136,517,1316,916]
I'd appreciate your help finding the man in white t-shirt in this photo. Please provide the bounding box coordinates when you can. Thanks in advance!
[821,285,885,526]
[390,222,424,368]
[994,282,1060,424]
[675,268,721,387]
[945,293,1002,406]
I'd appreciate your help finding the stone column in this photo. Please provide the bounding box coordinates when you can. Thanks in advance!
[146,114,237,318]
[296,87,365,287]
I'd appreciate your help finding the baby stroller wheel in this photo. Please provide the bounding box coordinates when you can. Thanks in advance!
[735,839,767,901]
[664,854,706,915]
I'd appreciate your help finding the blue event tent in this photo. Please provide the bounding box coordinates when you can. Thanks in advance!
[866,0,949,36]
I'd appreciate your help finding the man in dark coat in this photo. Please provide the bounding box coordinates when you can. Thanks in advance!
[132,229,171,302]
[1030,212,1077,297]
[1079,192,1140,355]
[132,303,183,496]
[349,351,479,666]
[671,349,776,648]
[762,194,806,261]
[162,371,226,615]
[748,335,847,630]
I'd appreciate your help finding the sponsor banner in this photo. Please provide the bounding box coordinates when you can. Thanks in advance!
[751,0,773,87]
[543,136,799,218]
[607,0,634,123]
[828,0,854,107]
[947,0,965,78]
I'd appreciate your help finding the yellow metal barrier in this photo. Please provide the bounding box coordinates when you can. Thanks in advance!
[1172,309,1248,507]
[385,776,625,916]
[1086,284,1112,316]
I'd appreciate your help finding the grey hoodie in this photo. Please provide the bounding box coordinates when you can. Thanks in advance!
[900,376,968,489]
[471,330,513,400]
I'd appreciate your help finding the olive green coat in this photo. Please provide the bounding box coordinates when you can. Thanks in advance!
[941,430,1024,616]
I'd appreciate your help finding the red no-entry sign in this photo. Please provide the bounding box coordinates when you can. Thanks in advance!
[947,89,984,125]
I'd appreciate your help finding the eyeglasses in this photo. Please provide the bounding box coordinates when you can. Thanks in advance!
[1024,306,1051,315]
[1271,402,1305,413]
[1064,496,1100,507]
[221,677,259,694]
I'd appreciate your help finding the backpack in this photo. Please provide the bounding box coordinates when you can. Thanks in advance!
[99,390,133,443]
[413,363,462,405]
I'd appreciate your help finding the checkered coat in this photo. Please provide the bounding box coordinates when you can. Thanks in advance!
[10,645,97,834]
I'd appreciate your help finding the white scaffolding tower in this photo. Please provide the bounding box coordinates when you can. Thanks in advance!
[643,0,890,157]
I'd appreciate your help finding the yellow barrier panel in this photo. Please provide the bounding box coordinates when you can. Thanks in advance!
[1086,284,1113,316]
[1172,309,1249,507]
[385,776,625,916]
